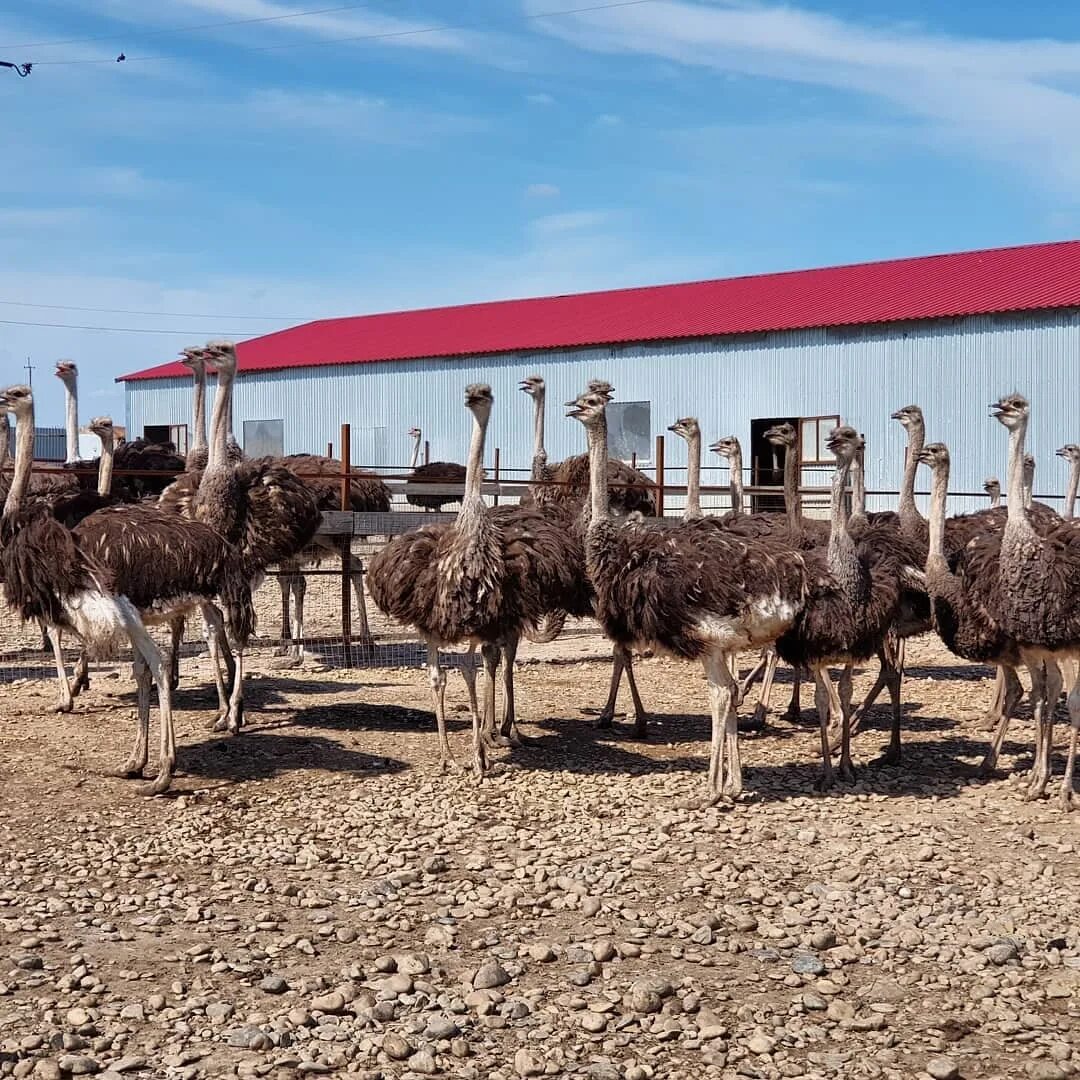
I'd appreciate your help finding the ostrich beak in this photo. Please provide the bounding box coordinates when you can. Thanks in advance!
[889,409,903,420]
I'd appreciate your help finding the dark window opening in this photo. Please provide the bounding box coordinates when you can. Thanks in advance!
[608,401,651,463]
[750,416,798,514]
[142,423,187,454]
[243,419,284,458]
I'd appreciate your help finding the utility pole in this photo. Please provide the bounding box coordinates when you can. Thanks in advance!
[23,357,33,386]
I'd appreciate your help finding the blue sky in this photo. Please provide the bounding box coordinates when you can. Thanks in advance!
[4,0,1080,425]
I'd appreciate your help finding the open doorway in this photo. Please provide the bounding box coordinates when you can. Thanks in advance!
[750,416,798,513]
[143,423,188,455]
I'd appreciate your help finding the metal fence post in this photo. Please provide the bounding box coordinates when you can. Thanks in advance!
[493,447,501,506]
[340,423,352,646]
[654,434,665,517]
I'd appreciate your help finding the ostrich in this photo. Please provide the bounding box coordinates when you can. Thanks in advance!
[775,426,917,789]
[1057,444,1080,520]
[518,374,651,737]
[368,384,582,775]
[709,434,745,517]
[668,417,704,519]
[984,477,1001,508]
[405,428,467,512]
[0,385,181,795]
[567,385,811,804]
[161,342,322,731]
[992,394,1080,809]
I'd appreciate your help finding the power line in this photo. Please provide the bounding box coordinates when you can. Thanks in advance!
[0,317,258,335]
[2,3,378,51]
[0,299,305,320]
[28,0,659,68]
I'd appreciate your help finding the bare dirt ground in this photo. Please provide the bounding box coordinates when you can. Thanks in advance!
[0,630,1077,1080]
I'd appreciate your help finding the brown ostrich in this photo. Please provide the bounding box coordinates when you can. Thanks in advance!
[992,394,1080,809]
[1057,444,1080,520]
[567,385,812,804]
[0,385,180,795]
[405,427,467,511]
[368,384,581,776]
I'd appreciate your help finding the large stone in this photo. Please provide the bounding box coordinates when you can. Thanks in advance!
[926,1058,960,1080]
[472,961,511,990]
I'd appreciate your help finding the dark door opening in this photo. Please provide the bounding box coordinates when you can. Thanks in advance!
[750,416,798,514]
[142,424,188,454]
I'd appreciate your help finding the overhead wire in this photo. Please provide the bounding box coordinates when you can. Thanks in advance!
[25,0,659,68]
[0,299,308,320]
[0,317,271,335]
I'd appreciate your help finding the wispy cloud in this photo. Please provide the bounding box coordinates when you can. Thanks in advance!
[526,92,556,105]
[527,0,1080,196]
[531,209,614,234]
[0,208,88,228]
[525,182,561,198]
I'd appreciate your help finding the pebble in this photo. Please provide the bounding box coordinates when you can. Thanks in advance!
[1026,1064,1067,1080]
[408,1050,437,1075]
[514,1048,546,1077]
[259,975,288,994]
[926,1058,959,1080]
[472,961,511,990]
[57,1059,99,1077]
[580,1011,608,1032]
[382,1034,412,1060]
[792,954,826,976]
[310,991,347,1014]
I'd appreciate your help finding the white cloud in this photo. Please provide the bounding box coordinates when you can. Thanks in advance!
[527,0,1080,196]
[525,182,561,198]
[594,113,622,126]
[0,208,88,228]
[526,92,556,105]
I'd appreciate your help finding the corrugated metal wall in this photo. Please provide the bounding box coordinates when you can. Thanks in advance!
[126,309,1080,514]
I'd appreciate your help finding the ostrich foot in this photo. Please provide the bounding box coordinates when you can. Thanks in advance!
[631,716,649,740]
[975,713,999,733]
[593,712,615,730]
[877,744,902,767]
[838,761,858,784]
[55,698,74,715]
[110,763,145,780]
[140,770,174,797]
[213,707,244,735]
[678,792,733,810]
[975,751,1000,777]
[72,675,90,697]
[738,707,767,734]
[813,772,836,793]
[438,756,464,775]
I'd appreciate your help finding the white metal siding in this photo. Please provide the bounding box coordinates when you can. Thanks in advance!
[125,309,1080,514]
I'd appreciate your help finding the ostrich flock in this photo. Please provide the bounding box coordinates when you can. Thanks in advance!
[1,349,1079,814]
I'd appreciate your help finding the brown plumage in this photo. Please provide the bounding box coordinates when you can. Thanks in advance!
[283,453,391,513]
[369,384,583,775]
[406,460,467,511]
[1,384,179,796]
[775,426,919,788]
[568,386,811,804]
[992,394,1080,809]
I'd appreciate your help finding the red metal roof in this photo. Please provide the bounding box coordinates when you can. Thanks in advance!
[119,240,1080,382]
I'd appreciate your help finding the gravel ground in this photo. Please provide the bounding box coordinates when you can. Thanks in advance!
[0,635,1077,1080]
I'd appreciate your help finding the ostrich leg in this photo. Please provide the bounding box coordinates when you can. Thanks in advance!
[426,642,459,772]
[978,665,1024,774]
[1024,660,1057,801]
[622,648,649,738]
[114,650,151,779]
[459,646,481,737]
[201,602,233,727]
[276,571,294,657]
[47,628,74,713]
[72,649,90,697]
[497,633,526,747]
[781,667,804,722]
[290,573,307,662]
[352,558,373,645]
[738,650,769,700]
[594,646,625,729]
[479,642,501,749]
[1061,668,1079,811]
[167,615,184,691]
[976,668,1008,731]
[747,648,780,730]
[683,649,741,808]
[812,666,845,792]
[837,662,858,782]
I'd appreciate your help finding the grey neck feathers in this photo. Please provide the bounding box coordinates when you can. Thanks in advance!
[531,390,547,482]
[409,432,421,470]
[684,430,702,520]
[728,443,743,516]
[63,376,79,465]
[206,363,234,475]
[1005,422,1029,531]
[190,362,208,457]
[850,444,867,524]
[784,440,801,531]
[4,409,34,515]
[0,416,9,469]
[97,432,115,497]
[927,458,950,573]
[899,420,925,521]
[987,487,1000,509]
[1067,462,1079,520]
[587,413,611,534]
[456,404,489,535]
[827,453,855,570]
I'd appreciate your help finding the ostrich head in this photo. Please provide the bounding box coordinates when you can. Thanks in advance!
[1023,453,1035,487]
[709,435,739,459]
[54,360,78,385]
[204,340,238,376]
[407,426,422,438]
[586,379,614,401]
[464,383,493,416]
[519,374,545,398]
[890,404,924,429]
[917,442,950,470]
[565,388,607,427]
[667,417,699,441]
[1056,443,1080,464]
[0,384,33,419]
[88,416,114,442]
[983,476,1001,497]
[763,421,796,448]
[990,393,1029,430]
[178,345,207,371]
[825,424,861,463]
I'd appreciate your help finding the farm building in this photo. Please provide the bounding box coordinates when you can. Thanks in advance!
[120,239,1080,514]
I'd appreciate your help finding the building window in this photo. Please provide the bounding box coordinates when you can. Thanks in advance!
[607,401,651,462]
[799,415,840,464]
[143,423,188,455]
[243,419,284,458]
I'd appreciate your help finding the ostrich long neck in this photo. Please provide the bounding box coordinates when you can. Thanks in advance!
[784,440,801,531]
[63,376,79,464]
[97,432,115,497]
[987,486,1000,509]
[206,363,234,473]
[409,432,421,470]
[899,420,925,522]
[927,458,950,573]
[1067,461,1080,520]
[587,412,611,530]
[827,453,856,576]
[0,417,9,470]
[456,404,489,536]
[3,408,34,515]
[728,443,743,516]
[684,430,702,519]
[190,362,208,457]
[851,443,867,524]
[1005,418,1029,530]
[530,390,547,481]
